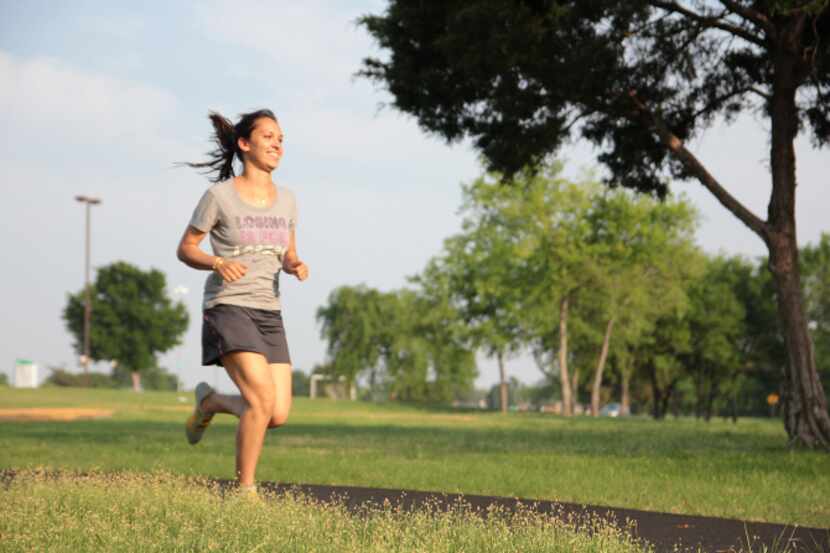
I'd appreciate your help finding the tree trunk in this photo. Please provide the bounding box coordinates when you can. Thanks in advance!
[694,362,705,420]
[660,382,675,420]
[765,36,830,448]
[558,296,573,416]
[652,388,663,419]
[704,379,718,423]
[497,351,508,414]
[649,362,662,419]
[131,371,142,393]
[628,20,830,448]
[591,318,615,416]
[571,366,579,412]
[649,362,675,420]
[770,237,830,447]
[621,369,631,416]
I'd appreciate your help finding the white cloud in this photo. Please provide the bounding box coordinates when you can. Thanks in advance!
[196,1,374,84]
[0,50,178,155]
[194,2,483,178]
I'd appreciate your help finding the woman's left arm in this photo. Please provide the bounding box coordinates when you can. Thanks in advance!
[282,228,309,281]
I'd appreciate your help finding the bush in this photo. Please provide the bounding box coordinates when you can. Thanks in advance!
[44,368,117,388]
[292,369,310,397]
[112,364,180,391]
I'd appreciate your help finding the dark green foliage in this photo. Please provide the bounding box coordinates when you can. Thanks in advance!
[685,257,749,420]
[0,373,9,387]
[361,0,830,447]
[801,233,830,390]
[360,1,830,194]
[316,285,476,402]
[316,285,386,387]
[112,363,180,391]
[63,262,189,375]
[43,363,179,391]
[44,368,117,389]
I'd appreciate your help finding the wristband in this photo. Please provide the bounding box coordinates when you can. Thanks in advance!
[212,257,225,271]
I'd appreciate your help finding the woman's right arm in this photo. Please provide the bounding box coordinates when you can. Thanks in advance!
[177,226,247,282]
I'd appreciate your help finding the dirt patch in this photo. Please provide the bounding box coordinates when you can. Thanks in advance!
[0,408,114,422]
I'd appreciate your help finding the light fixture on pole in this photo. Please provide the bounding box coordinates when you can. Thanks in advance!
[75,195,101,376]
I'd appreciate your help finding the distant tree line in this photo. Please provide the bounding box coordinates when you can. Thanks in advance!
[317,166,830,420]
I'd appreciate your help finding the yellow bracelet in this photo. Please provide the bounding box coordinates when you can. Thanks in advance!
[212,257,224,271]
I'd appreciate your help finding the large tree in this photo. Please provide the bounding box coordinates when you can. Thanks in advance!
[431,180,536,413]
[685,256,750,421]
[585,188,701,416]
[316,285,386,390]
[481,168,599,416]
[801,233,830,392]
[317,284,476,401]
[360,1,830,447]
[63,261,188,391]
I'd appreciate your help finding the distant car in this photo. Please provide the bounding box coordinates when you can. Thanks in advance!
[599,402,623,417]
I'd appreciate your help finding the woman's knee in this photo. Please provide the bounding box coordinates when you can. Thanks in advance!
[246,393,276,421]
[267,409,289,429]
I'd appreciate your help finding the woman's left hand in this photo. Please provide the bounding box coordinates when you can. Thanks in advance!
[283,258,309,281]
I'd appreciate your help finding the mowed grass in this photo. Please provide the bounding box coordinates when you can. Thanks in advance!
[1,387,828,528]
[1,470,649,553]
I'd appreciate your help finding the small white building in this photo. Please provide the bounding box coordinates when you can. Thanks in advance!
[14,359,38,388]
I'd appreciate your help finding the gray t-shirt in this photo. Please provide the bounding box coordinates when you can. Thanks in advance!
[189,179,297,311]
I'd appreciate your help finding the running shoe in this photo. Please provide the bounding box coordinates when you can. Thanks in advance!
[185,382,215,445]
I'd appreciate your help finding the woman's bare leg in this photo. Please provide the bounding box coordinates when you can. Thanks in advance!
[202,391,246,418]
[219,351,275,487]
[203,365,291,426]
[267,363,292,428]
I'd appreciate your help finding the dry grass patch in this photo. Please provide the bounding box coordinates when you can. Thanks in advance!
[0,408,114,422]
[0,470,653,553]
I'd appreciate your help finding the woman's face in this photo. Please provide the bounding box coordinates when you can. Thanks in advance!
[239,117,284,172]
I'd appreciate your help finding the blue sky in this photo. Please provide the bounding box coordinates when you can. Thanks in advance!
[1,1,827,393]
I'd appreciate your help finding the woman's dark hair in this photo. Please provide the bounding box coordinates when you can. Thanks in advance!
[184,109,278,183]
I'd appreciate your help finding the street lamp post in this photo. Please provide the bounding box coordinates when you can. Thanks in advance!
[172,285,189,395]
[75,195,101,377]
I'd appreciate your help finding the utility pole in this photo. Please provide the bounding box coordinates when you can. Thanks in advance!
[75,195,101,377]
[172,285,189,396]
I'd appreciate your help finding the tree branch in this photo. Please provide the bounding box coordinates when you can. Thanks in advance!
[717,0,774,36]
[563,109,595,134]
[750,86,772,101]
[690,86,755,119]
[648,0,766,47]
[627,90,770,240]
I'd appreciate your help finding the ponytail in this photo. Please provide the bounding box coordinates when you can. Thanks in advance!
[183,109,278,183]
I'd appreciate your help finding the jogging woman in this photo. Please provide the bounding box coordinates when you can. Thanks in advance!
[177,109,308,496]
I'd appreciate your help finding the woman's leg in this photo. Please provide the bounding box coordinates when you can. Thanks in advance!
[199,365,291,426]
[267,363,293,428]
[219,351,275,487]
[202,391,246,418]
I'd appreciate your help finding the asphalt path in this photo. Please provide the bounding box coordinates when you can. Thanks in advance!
[3,470,826,552]
[234,480,829,553]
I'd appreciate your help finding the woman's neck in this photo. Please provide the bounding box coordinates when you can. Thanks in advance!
[239,164,274,188]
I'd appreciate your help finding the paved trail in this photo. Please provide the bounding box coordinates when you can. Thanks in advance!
[235,480,828,553]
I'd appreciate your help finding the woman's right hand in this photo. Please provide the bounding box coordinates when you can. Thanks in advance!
[214,259,248,283]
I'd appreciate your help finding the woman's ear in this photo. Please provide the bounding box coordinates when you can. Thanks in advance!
[237,135,250,153]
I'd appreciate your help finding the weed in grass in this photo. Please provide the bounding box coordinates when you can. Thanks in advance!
[0,470,654,553]
[738,525,830,553]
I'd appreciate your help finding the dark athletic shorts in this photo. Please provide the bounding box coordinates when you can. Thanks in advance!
[202,304,291,366]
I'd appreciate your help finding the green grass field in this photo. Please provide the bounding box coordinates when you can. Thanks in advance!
[1,387,828,531]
